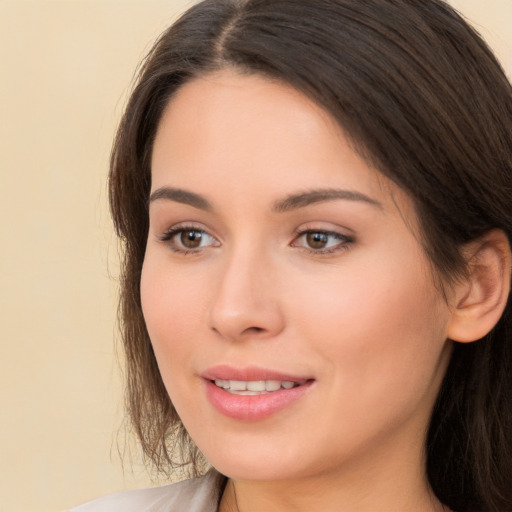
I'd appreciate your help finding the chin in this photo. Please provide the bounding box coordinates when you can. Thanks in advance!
[196,433,321,483]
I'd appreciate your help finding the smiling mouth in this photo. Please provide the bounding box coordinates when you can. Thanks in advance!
[205,371,314,420]
[212,379,305,395]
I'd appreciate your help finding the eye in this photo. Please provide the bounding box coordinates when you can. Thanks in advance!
[292,229,353,254]
[160,226,219,253]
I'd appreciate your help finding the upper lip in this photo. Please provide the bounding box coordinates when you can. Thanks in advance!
[201,364,312,383]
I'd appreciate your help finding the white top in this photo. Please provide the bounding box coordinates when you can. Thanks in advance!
[68,470,226,512]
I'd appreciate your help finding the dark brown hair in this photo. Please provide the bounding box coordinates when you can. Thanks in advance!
[109,1,512,510]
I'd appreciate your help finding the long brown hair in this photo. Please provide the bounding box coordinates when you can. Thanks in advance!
[109,1,512,510]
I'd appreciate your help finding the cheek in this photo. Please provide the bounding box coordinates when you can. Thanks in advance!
[290,256,450,408]
[140,255,207,381]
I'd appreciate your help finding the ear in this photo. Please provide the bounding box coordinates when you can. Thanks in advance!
[447,229,511,343]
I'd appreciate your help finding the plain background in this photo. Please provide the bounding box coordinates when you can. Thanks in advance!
[0,1,510,511]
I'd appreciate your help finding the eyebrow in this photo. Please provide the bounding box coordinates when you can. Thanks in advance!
[272,188,382,212]
[149,187,213,211]
[148,186,382,212]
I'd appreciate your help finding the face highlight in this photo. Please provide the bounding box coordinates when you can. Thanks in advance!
[141,70,454,486]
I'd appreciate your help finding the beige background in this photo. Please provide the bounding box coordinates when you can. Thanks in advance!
[0,1,510,511]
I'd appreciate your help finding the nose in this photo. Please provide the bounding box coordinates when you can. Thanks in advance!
[208,246,285,342]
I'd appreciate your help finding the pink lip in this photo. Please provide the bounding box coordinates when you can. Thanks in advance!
[201,365,314,421]
[202,364,310,382]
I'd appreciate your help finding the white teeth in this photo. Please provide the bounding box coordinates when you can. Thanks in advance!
[247,380,266,391]
[265,380,281,391]
[213,379,299,393]
[229,380,247,391]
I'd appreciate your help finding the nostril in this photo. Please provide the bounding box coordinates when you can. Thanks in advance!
[243,326,265,334]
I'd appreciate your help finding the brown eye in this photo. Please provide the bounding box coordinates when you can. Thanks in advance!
[180,230,204,248]
[306,232,329,249]
[292,229,352,254]
[160,227,219,253]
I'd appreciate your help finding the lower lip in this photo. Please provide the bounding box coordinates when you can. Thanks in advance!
[204,380,314,421]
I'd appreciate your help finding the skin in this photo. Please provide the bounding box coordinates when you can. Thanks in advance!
[141,70,455,511]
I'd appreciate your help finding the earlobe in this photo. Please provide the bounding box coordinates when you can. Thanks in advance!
[447,229,511,343]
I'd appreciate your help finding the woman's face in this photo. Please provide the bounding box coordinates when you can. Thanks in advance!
[142,70,454,483]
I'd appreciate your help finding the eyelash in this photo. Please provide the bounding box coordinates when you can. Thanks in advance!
[292,229,354,255]
[158,226,353,255]
[159,225,218,254]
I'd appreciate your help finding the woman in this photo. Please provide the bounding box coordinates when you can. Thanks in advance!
[72,0,512,510]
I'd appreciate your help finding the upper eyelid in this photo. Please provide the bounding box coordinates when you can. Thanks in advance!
[161,225,216,240]
[160,226,201,237]
[158,221,214,237]
[293,229,353,243]
[294,222,354,236]
[295,227,348,236]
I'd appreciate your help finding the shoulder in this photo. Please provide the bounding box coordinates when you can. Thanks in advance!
[68,470,226,512]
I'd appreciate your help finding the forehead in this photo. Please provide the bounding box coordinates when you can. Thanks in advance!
[150,69,410,217]
[152,70,345,170]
